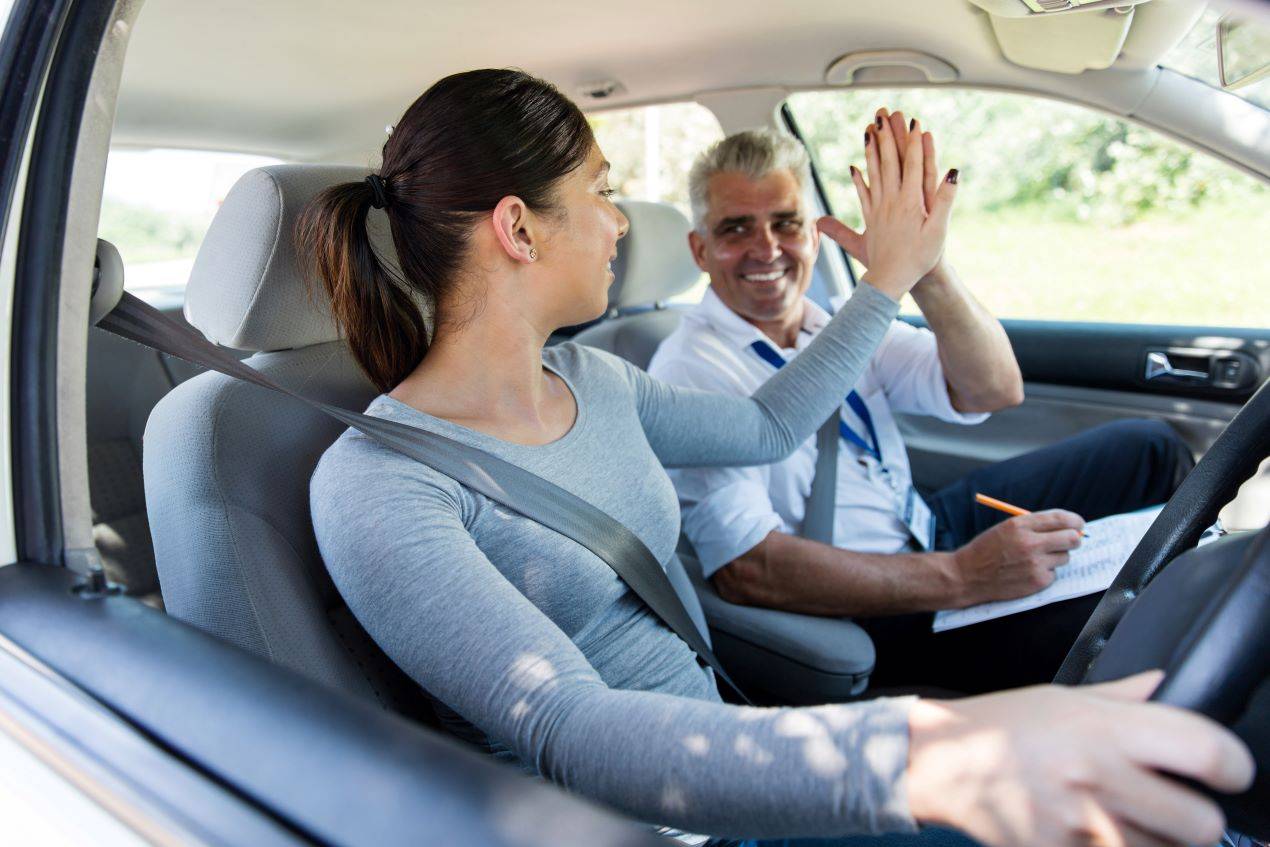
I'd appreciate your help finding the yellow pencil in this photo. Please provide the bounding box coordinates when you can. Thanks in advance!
[974,492,1089,538]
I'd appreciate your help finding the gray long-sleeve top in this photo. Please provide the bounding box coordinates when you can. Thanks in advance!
[310,283,919,840]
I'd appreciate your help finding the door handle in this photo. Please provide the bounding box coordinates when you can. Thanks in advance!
[1145,351,1209,382]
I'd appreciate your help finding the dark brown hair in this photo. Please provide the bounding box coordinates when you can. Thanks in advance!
[296,69,594,391]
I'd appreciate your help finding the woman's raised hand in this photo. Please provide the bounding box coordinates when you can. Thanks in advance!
[905,671,1255,847]
[817,108,957,301]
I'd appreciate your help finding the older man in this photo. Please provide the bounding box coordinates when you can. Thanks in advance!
[647,123,1193,693]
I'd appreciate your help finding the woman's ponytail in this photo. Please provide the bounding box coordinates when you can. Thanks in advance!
[295,180,427,392]
[295,69,594,393]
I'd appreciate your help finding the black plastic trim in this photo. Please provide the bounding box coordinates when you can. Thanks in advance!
[11,0,115,566]
[1056,375,1270,684]
[0,565,662,847]
[0,628,304,846]
[1,0,74,565]
[781,102,859,287]
[0,0,66,254]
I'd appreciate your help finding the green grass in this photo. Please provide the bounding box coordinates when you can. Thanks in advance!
[895,201,1269,328]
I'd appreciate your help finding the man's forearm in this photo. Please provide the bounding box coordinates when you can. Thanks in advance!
[910,261,1023,413]
[712,529,966,617]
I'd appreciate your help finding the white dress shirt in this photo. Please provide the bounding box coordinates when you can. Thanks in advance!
[648,286,988,578]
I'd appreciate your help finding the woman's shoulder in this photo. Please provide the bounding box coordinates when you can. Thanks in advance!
[545,340,642,392]
[310,397,468,520]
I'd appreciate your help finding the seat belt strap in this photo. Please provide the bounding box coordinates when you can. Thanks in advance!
[99,292,751,704]
[804,413,839,545]
[747,340,838,545]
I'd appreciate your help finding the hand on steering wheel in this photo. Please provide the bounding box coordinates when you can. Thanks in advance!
[907,670,1254,847]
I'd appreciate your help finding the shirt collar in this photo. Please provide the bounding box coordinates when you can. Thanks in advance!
[689,285,831,353]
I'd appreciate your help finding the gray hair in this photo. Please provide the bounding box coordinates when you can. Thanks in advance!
[688,128,812,232]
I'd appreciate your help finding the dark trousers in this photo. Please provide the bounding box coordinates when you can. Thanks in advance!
[860,419,1194,694]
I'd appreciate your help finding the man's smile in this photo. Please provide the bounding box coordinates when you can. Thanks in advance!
[739,266,792,287]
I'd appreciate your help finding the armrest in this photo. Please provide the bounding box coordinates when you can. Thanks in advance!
[677,541,875,704]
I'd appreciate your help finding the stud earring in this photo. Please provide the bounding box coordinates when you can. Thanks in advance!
[528,248,538,261]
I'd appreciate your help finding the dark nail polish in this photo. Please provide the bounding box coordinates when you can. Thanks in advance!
[864,131,871,146]
[850,165,858,176]
[909,118,916,131]
[875,115,884,130]
[947,168,959,184]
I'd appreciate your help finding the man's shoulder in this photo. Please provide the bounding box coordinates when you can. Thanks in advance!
[648,313,755,393]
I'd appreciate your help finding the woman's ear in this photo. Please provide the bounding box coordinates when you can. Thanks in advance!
[490,196,537,263]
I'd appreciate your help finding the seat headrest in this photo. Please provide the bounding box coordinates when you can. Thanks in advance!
[184,170,698,350]
[608,201,701,312]
[184,165,400,352]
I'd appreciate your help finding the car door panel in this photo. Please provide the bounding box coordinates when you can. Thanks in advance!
[899,317,1268,492]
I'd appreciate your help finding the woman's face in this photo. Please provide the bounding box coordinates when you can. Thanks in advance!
[536,143,629,327]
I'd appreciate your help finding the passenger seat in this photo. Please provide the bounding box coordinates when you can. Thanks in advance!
[576,201,880,703]
[571,200,702,368]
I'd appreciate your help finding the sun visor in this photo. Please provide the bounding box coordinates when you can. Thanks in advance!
[967,0,1159,74]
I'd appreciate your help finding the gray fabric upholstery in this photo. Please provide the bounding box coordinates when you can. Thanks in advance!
[88,439,156,597]
[574,200,700,369]
[679,545,875,703]
[87,302,251,607]
[184,164,400,352]
[86,313,190,603]
[145,164,420,706]
[570,309,687,371]
[605,200,701,312]
[145,341,383,698]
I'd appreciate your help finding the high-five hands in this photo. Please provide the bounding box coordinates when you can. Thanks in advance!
[816,108,957,301]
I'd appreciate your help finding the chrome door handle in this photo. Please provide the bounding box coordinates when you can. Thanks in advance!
[1145,351,1209,381]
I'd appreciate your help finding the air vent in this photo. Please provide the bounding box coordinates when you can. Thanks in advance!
[1035,0,1072,9]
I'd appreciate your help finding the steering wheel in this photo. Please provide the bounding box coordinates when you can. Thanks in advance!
[1052,377,1270,835]
[1055,376,1270,684]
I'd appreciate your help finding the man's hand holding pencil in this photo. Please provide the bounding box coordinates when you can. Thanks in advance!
[944,497,1087,608]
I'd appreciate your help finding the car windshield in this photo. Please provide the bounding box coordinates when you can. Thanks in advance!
[1161,7,1270,111]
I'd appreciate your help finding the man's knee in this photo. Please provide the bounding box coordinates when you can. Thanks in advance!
[1098,418,1194,479]
[1097,418,1181,450]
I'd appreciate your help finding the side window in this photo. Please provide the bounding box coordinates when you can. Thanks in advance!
[98,149,281,300]
[786,89,1270,328]
[589,103,723,304]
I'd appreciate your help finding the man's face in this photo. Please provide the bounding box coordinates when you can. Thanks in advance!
[689,169,819,327]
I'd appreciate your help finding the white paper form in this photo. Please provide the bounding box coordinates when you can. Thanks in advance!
[932,505,1166,633]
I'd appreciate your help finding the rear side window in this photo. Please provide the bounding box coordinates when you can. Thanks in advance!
[589,103,723,304]
[787,88,1270,329]
[98,149,280,300]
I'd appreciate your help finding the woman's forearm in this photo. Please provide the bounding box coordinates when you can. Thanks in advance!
[538,684,918,839]
[642,282,899,469]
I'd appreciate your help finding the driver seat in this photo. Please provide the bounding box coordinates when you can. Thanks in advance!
[144,164,424,711]
[142,168,711,715]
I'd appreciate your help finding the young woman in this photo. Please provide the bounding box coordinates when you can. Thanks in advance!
[301,69,1250,847]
